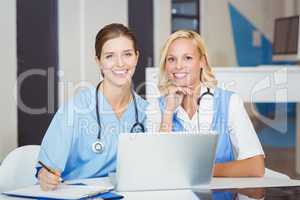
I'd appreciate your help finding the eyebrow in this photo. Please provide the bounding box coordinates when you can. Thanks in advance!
[102,49,134,55]
[166,53,194,57]
[123,49,135,52]
[166,54,175,57]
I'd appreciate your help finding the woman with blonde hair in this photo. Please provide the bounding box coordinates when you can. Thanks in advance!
[146,30,265,177]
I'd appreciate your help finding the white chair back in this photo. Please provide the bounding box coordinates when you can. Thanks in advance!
[0,145,40,192]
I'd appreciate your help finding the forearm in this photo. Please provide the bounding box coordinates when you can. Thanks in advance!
[159,112,173,132]
[213,155,265,177]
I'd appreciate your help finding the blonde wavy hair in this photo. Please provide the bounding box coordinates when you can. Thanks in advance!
[158,30,217,91]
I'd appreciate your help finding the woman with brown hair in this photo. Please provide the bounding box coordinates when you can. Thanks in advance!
[36,23,147,190]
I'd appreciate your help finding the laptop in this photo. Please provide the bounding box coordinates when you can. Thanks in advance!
[115,132,218,191]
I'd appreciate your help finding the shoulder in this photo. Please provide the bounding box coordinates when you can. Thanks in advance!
[146,96,165,110]
[214,87,243,103]
[75,85,95,104]
[145,97,162,119]
[133,93,149,112]
[227,92,248,123]
[214,87,234,97]
[229,92,244,104]
[56,85,96,115]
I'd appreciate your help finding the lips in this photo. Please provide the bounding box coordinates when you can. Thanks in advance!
[112,69,129,76]
[173,72,188,79]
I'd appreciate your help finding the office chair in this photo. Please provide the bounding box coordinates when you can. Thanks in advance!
[0,145,40,192]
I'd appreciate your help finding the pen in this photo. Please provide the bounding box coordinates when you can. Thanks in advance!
[38,161,64,182]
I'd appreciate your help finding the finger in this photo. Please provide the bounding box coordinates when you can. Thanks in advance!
[47,184,58,191]
[46,171,60,181]
[46,174,60,185]
[39,178,59,191]
[167,85,184,94]
[40,167,62,180]
[178,86,194,95]
[40,175,60,186]
[39,168,60,181]
[166,86,176,95]
[174,93,183,101]
[41,182,58,191]
[185,88,194,95]
[175,87,187,95]
[53,171,62,182]
[39,172,60,185]
[53,170,61,177]
[40,183,50,191]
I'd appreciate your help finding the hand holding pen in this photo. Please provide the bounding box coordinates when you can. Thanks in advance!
[38,161,63,191]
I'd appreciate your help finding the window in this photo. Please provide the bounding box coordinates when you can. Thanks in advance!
[171,0,200,33]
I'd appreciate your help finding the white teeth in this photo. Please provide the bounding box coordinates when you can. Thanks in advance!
[113,69,128,75]
[174,73,187,79]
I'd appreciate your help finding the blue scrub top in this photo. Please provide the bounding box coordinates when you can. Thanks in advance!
[36,86,148,180]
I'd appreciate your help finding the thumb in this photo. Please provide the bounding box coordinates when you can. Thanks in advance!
[176,93,184,105]
[53,170,61,177]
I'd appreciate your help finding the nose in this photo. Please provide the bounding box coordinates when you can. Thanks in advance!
[116,55,124,67]
[175,59,183,70]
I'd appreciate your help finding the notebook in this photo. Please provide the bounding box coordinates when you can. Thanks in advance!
[2,184,110,199]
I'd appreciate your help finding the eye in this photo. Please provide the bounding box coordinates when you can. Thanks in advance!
[184,56,193,61]
[167,57,175,63]
[125,52,133,57]
[105,54,113,59]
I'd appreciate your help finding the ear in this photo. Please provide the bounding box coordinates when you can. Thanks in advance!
[134,50,140,65]
[95,56,101,65]
[200,54,208,68]
[95,56,104,76]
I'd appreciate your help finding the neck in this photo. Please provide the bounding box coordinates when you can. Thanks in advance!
[181,82,201,119]
[101,80,132,109]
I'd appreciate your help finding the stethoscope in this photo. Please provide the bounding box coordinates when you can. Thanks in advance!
[197,87,214,132]
[92,81,145,154]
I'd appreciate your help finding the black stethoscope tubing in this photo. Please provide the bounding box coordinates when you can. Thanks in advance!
[93,81,144,154]
[197,87,214,132]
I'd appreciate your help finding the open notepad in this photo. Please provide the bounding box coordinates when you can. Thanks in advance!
[2,184,109,199]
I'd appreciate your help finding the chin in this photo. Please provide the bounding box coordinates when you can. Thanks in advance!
[112,77,132,87]
[171,79,192,87]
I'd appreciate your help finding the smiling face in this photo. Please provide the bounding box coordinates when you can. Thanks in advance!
[97,36,139,87]
[165,38,205,87]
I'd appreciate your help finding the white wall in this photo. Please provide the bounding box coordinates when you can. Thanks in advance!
[200,0,297,66]
[58,0,298,72]
[58,0,128,104]
[0,0,17,161]
[229,0,290,41]
[201,0,238,66]
[153,0,236,68]
[153,0,171,68]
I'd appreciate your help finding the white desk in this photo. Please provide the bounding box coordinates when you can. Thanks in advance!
[2,177,300,200]
[121,177,300,200]
[146,66,300,174]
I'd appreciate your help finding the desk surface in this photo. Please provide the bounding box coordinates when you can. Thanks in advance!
[2,187,298,200]
[123,186,300,200]
[1,177,300,200]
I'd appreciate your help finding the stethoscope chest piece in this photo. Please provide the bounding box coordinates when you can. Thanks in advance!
[92,140,105,154]
[93,81,145,154]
